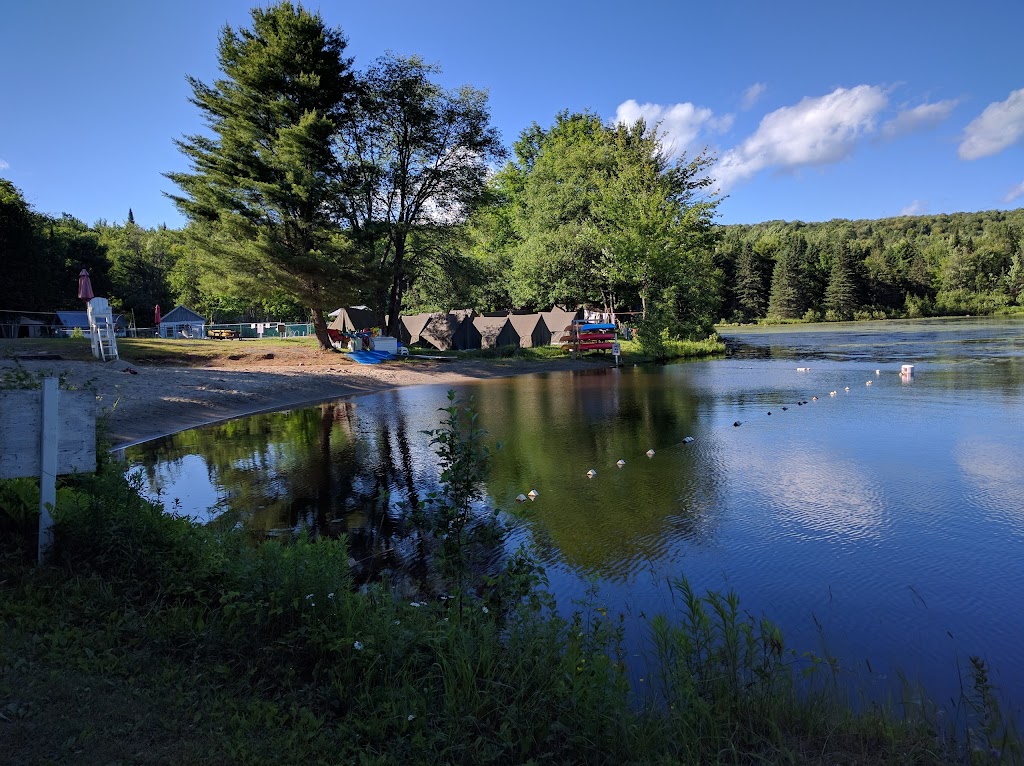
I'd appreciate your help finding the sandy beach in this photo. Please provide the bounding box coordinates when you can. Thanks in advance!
[1,349,599,448]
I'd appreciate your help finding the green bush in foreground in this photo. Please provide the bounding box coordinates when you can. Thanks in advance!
[1,394,1019,765]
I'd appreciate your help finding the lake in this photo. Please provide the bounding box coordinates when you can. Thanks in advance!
[122,317,1024,708]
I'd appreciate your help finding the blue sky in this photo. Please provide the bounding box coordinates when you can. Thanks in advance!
[2,0,1023,229]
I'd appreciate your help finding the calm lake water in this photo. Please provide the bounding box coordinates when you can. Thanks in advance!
[122,317,1024,708]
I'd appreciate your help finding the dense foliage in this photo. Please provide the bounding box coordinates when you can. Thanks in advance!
[716,210,1024,323]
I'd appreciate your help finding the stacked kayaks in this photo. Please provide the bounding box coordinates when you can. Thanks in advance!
[562,321,617,353]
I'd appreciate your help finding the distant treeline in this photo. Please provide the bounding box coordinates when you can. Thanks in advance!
[4,177,1023,326]
[715,209,1024,323]
[1,179,306,324]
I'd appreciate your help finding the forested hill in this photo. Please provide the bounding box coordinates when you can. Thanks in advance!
[714,208,1024,323]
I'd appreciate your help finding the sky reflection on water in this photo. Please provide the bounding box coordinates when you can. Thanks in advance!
[123,317,1024,709]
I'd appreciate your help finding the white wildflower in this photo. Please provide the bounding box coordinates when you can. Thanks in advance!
[353,641,364,651]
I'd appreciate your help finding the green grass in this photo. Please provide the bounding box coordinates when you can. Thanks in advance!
[1,335,324,365]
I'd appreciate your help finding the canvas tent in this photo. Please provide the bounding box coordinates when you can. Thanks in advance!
[539,307,582,344]
[328,307,377,333]
[472,315,520,349]
[398,313,434,347]
[419,313,460,350]
[159,305,206,339]
[506,313,551,348]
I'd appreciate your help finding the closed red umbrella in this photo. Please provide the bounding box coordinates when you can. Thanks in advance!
[154,304,162,326]
[77,269,94,302]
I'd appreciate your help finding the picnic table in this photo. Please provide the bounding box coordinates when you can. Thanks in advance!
[207,328,240,340]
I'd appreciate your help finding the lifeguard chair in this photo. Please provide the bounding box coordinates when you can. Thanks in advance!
[87,297,119,361]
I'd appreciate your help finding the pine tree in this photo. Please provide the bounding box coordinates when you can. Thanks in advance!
[823,241,861,320]
[734,241,768,320]
[166,2,358,350]
[767,247,803,320]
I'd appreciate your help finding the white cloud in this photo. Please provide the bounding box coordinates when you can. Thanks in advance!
[900,200,928,216]
[714,85,888,192]
[614,99,731,158]
[1005,181,1024,204]
[741,82,766,110]
[882,99,958,138]
[959,88,1024,160]
[0,158,9,170]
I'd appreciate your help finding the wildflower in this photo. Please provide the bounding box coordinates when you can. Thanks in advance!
[407,714,415,721]
[353,641,364,651]
[410,601,426,608]
[328,592,335,600]
[305,594,314,600]
[393,620,401,625]
[481,606,489,614]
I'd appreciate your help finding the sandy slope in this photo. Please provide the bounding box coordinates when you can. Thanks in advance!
[1,351,598,447]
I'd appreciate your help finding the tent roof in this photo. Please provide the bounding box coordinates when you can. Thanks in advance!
[420,312,468,349]
[401,313,434,343]
[506,313,548,335]
[329,307,377,332]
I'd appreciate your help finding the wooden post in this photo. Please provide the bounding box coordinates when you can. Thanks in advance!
[37,377,59,563]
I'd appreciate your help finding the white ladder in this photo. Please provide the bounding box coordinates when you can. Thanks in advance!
[87,298,119,362]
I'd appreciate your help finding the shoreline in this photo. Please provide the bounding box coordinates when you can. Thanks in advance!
[1,355,605,448]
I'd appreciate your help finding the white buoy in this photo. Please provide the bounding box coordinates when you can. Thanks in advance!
[796,367,810,372]
[682,436,694,443]
[875,369,881,376]
[901,364,915,378]
[646,449,655,458]
[586,469,597,478]
[865,380,872,386]
[616,459,626,467]
[515,494,527,503]
[829,391,837,397]
[528,489,539,500]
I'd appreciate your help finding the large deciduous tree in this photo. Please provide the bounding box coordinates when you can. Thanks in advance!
[166,2,358,349]
[337,54,505,335]
[487,112,720,337]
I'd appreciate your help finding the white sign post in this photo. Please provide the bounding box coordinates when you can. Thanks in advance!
[0,377,96,563]
[612,341,621,367]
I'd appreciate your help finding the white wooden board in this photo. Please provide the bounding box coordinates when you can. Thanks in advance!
[0,389,97,479]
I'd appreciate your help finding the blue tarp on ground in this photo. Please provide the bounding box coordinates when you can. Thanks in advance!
[347,350,394,365]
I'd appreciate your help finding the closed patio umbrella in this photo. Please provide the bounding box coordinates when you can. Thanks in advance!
[154,304,161,326]
[77,269,94,302]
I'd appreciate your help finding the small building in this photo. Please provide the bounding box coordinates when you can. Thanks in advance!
[53,310,128,338]
[159,305,207,339]
[0,315,48,339]
[507,313,551,348]
[472,315,520,349]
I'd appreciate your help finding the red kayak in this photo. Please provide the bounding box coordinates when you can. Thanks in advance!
[561,341,614,351]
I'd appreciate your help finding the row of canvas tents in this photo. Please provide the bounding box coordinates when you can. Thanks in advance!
[328,307,584,351]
